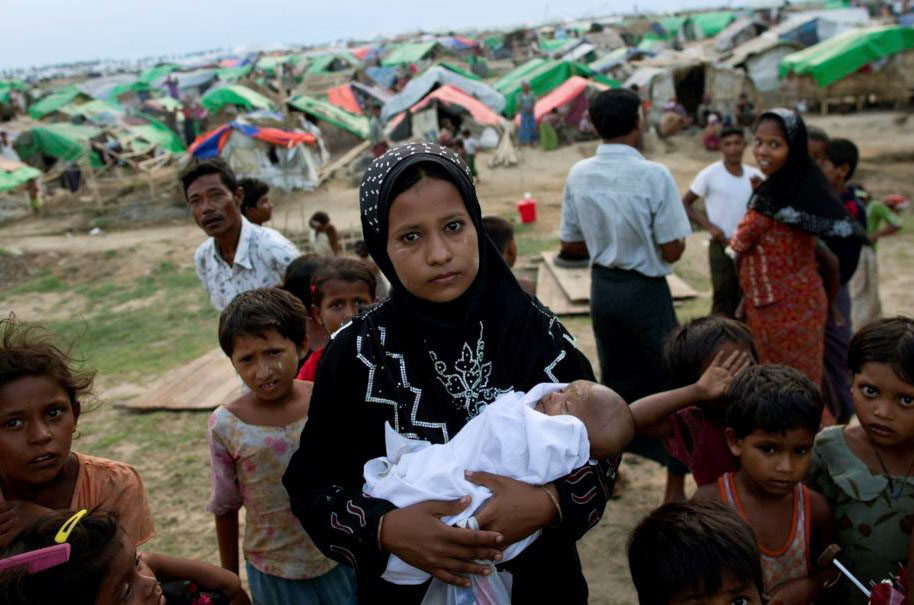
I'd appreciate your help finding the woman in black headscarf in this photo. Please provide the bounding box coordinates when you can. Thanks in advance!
[283,143,616,603]
[730,108,865,387]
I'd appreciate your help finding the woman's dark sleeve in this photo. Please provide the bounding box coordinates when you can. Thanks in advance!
[543,314,620,542]
[282,331,396,577]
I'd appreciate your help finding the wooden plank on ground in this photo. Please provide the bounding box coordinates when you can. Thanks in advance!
[666,272,698,300]
[317,140,370,186]
[118,348,241,410]
[536,264,589,316]
[541,251,590,303]
[540,251,698,302]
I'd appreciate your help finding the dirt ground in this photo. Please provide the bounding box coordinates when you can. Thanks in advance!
[3,110,914,603]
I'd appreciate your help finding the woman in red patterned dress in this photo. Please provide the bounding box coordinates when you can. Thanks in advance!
[730,109,864,385]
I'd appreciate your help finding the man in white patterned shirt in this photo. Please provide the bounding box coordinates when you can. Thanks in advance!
[182,158,300,311]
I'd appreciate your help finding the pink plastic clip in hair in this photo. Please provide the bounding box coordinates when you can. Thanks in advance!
[0,508,86,574]
[0,543,70,574]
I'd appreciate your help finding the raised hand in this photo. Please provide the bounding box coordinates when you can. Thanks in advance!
[696,349,753,401]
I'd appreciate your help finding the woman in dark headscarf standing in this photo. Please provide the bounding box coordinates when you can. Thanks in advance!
[730,108,865,385]
[283,143,617,603]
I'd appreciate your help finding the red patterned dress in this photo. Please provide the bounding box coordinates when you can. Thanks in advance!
[731,209,826,385]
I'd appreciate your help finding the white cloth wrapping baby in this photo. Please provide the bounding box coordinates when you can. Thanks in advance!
[362,382,593,585]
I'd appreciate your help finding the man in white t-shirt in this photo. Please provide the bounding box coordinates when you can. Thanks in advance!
[682,127,763,317]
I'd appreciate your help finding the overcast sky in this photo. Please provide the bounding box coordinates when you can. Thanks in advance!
[0,0,730,70]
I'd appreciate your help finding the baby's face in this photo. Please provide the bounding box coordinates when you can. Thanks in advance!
[535,380,628,459]
[534,380,595,418]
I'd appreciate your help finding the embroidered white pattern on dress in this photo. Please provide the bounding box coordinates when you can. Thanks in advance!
[428,322,512,419]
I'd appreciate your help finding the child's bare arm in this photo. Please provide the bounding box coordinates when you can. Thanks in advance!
[142,552,251,605]
[631,350,751,439]
[691,483,719,502]
[214,511,241,575]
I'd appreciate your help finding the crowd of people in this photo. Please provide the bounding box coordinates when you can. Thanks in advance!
[0,86,911,605]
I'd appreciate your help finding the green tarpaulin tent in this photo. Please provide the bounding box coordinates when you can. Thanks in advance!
[201,85,275,112]
[780,25,914,87]
[139,64,178,85]
[287,95,369,138]
[382,41,439,66]
[128,123,186,154]
[13,123,103,167]
[436,61,480,80]
[539,38,578,53]
[657,16,689,39]
[216,65,254,82]
[59,99,125,122]
[494,59,609,116]
[692,11,736,37]
[0,161,41,193]
[28,86,85,119]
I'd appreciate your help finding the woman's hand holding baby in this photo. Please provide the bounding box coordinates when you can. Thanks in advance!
[466,471,558,547]
[379,497,504,588]
[696,349,753,402]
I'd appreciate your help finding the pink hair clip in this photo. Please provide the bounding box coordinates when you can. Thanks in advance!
[0,509,86,574]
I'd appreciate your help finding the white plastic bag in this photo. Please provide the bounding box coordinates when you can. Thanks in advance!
[420,565,512,605]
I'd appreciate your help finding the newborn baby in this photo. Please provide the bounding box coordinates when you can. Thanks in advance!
[363,380,633,585]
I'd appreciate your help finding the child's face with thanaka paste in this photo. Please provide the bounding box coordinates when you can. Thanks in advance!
[230,329,300,403]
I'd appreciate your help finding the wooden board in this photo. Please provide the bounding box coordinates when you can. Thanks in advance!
[541,251,591,303]
[317,140,370,186]
[666,272,698,300]
[118,348,241,410]
[535,264,590,316]
[540,251,698,303]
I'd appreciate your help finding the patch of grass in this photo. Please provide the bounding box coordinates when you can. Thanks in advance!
[37,266,218,380]
[10,270,66,294]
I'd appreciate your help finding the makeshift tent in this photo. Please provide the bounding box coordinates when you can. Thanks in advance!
[128,118,186,154]
[59,99,125,125]
[201,85,275,112]
[437,61,481,80]
[780,25,914,87]
[381,65,505,121]
[654,16,690,40]
[305,53,359,75]
[494,59,608,117]
[539,37,579,54]
[382,41,441,66]
[287,95,369,138]
[365,65,398,88]
[326,82,392,115]
[714,18,768,53]
[216,65,254,82]
[13,123,103,167]
[188,121,322,191]
[439,36,479,51]
[0,157,41,193]
[138,64,178,85]
[410,85,504,127]
[692,12,737,38]
[513,76,610,127]
[28,86,89,119]
[155,69,218,98]
[77,74,139,101]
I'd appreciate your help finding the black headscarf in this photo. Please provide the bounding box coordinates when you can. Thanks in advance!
[749,108,866,241]
[351,141,593,441]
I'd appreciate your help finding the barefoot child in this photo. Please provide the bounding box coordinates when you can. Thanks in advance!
[694,364,836,604]
[296,257,376,382]
[0,510,250,604]
[807,317,914,604]
[627,500,765,605]
[0,317,155,550]
[631,316,756,487]
[210,288,355,604]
